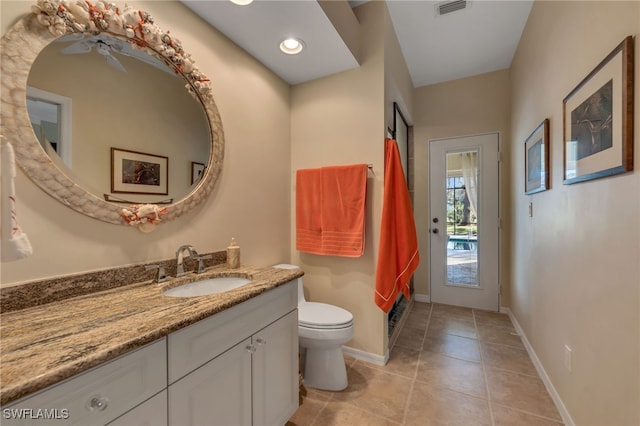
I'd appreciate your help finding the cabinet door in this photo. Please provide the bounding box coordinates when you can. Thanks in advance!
[107,390,167,426]
[169,338,252,426]
[252,310,299,426]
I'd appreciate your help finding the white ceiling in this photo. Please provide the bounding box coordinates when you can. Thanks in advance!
[181,0,533,88]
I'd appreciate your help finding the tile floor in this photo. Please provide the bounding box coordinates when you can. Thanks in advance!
[288,302,563,426]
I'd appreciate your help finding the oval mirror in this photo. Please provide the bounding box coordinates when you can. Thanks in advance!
[0,1,224,229]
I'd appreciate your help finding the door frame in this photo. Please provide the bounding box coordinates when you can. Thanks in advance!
[427,132,501,311]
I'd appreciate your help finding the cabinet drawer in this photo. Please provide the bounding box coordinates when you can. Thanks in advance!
[107,390,167,426]
[2,339,166,426]
[168,280,297,383]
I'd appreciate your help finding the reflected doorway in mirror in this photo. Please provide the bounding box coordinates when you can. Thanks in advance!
[26,86,72,168]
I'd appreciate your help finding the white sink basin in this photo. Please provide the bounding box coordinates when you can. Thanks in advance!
[163,276,251,297]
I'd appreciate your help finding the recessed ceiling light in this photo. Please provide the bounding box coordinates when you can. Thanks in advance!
[279,38,304,55]
[229,0,253,5]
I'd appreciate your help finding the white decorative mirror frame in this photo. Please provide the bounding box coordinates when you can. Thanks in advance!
[0,0,224,229]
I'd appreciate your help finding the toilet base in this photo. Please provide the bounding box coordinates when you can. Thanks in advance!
[303,346,348,391]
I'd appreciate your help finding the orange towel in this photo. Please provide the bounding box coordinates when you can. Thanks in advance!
[296,164,368,257]
[375,139,420,313]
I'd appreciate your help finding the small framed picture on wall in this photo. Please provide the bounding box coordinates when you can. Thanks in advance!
[524,118,550,195]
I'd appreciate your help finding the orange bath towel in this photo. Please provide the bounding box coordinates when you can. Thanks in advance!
[296,164,368,257]
[375,139,420,313]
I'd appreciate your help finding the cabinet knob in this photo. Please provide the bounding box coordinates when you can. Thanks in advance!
[256,338,267,345]
[88,396,109,411]
[246,345,256,353]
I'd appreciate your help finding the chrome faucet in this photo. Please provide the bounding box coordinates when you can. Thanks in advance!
[175,245,199,277]
[145,264,169,283]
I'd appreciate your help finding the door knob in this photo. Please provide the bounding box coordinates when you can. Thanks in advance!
[432,218,439,223]
[432,228,439,234]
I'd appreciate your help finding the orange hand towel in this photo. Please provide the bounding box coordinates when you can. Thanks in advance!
[375,139,420,313]
[296,164,368,257]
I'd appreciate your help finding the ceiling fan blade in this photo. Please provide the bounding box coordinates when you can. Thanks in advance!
[105,54,127,73]
[55,33,85,43]
[126,52,174,74]
[61,40,92,55]
[116,45,175,75]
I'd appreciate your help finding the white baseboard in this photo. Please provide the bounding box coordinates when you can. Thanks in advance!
[505,308,575,426]
[414,293,430,303]
[342,345,388,366]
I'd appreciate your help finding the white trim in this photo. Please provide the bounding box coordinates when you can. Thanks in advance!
[505,308,575,426]
[342,345,388,366]
[414,293,431,303]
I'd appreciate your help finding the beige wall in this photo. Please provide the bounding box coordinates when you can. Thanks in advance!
[384,4,414,132]
[290,1,388,358]
[510,2,639,424]
[1,1,292,285]
[412,69,512,304]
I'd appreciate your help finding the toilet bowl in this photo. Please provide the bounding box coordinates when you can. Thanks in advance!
[273,264,354,391]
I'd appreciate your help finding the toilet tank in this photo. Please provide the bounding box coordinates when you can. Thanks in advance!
[272,264,305,303]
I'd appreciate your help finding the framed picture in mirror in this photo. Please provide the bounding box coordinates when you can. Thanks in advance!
[111,147,168,195]
[191,162,206,185]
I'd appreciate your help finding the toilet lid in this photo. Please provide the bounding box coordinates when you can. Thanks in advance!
[299,302,353,328]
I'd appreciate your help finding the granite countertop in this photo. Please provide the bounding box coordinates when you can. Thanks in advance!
[0,264,303,406]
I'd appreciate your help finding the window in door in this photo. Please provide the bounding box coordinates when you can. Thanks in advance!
[446,151,478,288]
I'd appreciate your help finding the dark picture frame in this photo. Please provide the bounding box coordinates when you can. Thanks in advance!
[525,118,550,195]
[563,36,634,184]
[191,161,206,185]
[111,147,168,195]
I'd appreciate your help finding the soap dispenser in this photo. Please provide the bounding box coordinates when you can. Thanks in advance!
[226,237,240,269]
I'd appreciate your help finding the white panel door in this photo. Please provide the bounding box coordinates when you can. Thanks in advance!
[429,133,500,311]
[252,311,299,426]
[168,338,252,426]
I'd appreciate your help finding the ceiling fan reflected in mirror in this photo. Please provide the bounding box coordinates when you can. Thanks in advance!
[61,35,127,72]
[59,34,174,75]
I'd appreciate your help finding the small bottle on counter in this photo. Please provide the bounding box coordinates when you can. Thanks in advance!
[226,237,240,269]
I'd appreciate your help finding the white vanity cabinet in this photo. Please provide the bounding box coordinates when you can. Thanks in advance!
[2,339,167,426]
[2,279,299,426]
[168,280,299,426]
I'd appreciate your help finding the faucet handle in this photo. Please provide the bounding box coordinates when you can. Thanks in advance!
[194,254,213,274]
[145,264,169,283]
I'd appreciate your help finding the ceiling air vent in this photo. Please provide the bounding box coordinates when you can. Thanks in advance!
[436,0,468,16]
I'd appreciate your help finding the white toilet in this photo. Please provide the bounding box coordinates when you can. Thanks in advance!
[274,264,354,391]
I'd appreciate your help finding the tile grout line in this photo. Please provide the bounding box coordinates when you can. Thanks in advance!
[331,356,405,424]
[401,302,432,425]
[307,390,334,426]
[491,401,566,424]
[474,309,497,426]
